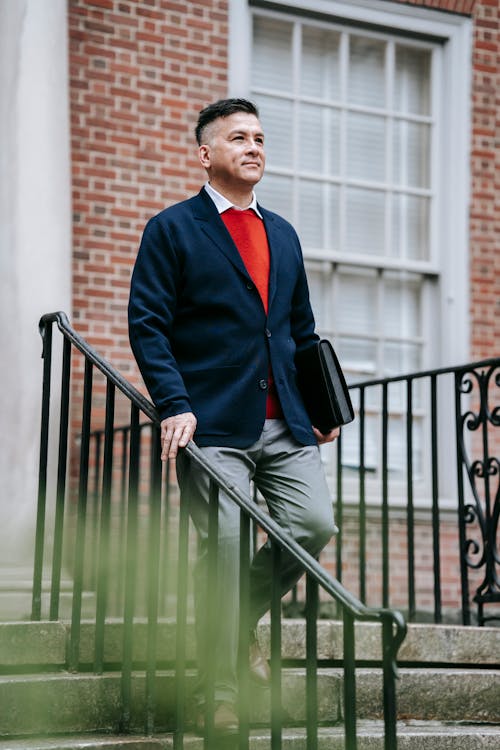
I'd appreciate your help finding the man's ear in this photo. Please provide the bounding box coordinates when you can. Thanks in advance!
[198,144,211,169]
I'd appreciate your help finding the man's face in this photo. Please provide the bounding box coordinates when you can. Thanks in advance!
[198,112,266,189]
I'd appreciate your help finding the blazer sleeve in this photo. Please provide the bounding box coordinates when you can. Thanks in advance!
[128,215,192,420]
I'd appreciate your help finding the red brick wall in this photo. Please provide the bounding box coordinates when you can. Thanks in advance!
[69,0,228,396]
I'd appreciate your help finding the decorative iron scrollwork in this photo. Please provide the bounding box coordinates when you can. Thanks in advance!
[456,364,500,625]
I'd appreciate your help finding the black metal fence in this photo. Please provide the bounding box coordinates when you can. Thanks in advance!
[323,359,499,627]
[81,359,500,628]
[31,311,407,748]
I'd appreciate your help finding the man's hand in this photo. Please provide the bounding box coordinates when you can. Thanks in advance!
[313,426,340,445]
[161,412,197,460]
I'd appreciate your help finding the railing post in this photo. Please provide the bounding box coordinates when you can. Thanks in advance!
[68,358,93,671]
[358,387,367,604]
[145,424,162,735]
[430,375,442,623]
[381,383,389,608]
[94,381,115,673]
[174,463,190,749]
[32,319,53,621]
[238,509,251,750]
[49,336,71,621]
[406,378,416,622]
[343,608,357,750]
[270,540,282,750]
[121,403,140,731]
[305,572,319,750]
[381,613,399,750]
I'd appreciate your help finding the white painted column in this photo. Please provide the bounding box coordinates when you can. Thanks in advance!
[0,0,72,576]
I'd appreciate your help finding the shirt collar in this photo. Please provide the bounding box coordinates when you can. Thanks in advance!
[204,182,263,219]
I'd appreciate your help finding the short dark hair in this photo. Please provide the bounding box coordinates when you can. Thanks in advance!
[195,98,260,145]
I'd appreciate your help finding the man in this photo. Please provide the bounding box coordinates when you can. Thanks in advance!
[128,98,338,733]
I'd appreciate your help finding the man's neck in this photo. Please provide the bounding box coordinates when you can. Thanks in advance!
[208,180,255,209]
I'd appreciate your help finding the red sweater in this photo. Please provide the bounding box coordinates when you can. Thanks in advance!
[221,208,283,419]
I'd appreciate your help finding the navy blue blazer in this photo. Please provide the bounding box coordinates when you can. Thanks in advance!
[128,188,319,448]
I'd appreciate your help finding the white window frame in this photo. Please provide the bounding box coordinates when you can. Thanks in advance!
[229,0,472,506]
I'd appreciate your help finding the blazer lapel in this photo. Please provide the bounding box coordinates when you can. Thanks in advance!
[191,189,252,282]
[260,207,283,312]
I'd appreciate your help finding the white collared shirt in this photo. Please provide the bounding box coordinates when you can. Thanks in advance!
[204,181,263,219]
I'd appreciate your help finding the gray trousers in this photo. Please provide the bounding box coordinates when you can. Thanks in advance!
[176,419,337,705]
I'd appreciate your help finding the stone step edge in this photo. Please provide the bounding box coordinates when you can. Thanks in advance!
[3,722,500,750]
[1,619,498,669]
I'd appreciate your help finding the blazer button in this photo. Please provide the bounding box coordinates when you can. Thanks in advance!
[265,328,271,338]
[259,379,268,390]
[246,282,253,290]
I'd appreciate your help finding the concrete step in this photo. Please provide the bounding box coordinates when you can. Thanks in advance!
[2,722,500,749]
[1,619,498,670]
[0,666,499,737]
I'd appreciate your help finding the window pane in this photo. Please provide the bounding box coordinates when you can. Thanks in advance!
[257,95,293,169]
[326,184,340,250]
[347,113,386,182]
[301,26,340,100]
[395,46,431,116]
[383,276,421,338]
[337,272,377,335]
[346,188,385,255]
[299,104,340,176]
[305,264,330,330]
[298,180,323,247]
[257,173,293,223]
[252,16,293,92]
[384,342,421,375]
[393,121,430,189]
[299,104,323,173]
[348,36,385,107]
[392,194,430,260]
[337,337,377,378]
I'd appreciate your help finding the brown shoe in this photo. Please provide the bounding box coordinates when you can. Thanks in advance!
[249,630,271,684]
[195,701,239,735]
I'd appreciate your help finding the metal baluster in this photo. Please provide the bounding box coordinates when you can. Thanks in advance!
[343,607,357,750]
[32,319,53,621]
[89,431,102,590]
[50,337,71,620]
[406,378,416,622]
[381,613,398,750]
[430,375,442,623]
[174,464,190,749]
[454,371,471,625]
[94,381,115,673]
[116,427,129,614]
[121,404,140,731]
[382,383,389,609]
[238,509,251,750]
[336,431,343,588]
[68,358,93,671]
[145,424,162,735]
[270,541,282,750]
[358,387,366,604]
[204,479,219,748]
[159,458,171,618]
[306,572,318,750]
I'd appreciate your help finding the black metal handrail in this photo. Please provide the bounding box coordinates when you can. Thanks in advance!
[33,311,407,749]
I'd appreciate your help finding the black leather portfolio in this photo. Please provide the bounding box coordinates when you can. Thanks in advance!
[295,339,355,434]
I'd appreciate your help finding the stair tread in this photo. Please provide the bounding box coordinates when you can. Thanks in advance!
[3,722,500,749]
